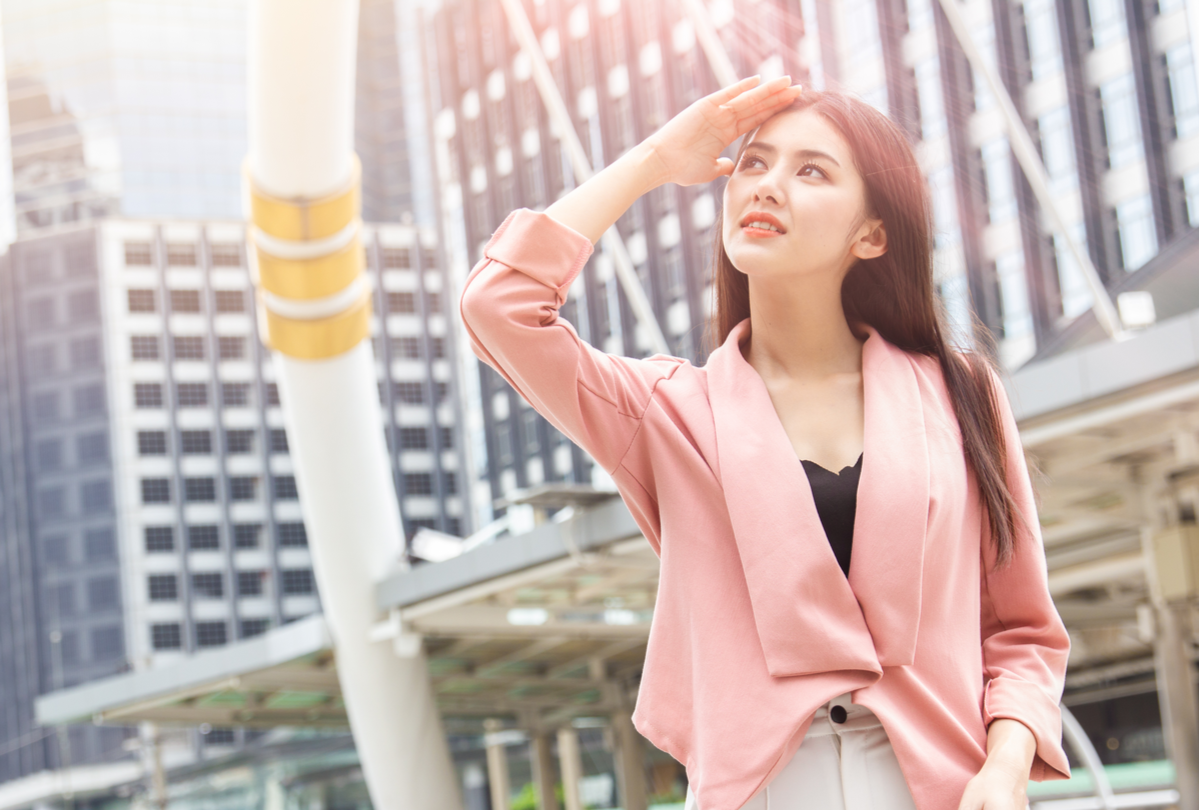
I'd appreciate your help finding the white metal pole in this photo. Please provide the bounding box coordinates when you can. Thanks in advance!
[497,0,670,356]
[245,2,460,808]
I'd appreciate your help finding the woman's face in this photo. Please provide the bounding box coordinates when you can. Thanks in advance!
[721,108,883,283]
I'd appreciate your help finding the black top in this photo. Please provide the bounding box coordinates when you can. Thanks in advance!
[800,453,863,577]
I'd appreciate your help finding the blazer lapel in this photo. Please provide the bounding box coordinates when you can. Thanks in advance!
[706,318,928,676]
[850,323,929,667]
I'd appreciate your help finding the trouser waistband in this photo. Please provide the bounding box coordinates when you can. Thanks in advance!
[805,692,884,737]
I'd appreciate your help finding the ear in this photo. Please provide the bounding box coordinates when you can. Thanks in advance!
[851,218,887,260]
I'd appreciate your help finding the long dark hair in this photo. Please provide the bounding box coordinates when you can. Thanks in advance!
[706,90,1022,569]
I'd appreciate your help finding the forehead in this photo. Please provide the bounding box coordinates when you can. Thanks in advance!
[745,108,853,165]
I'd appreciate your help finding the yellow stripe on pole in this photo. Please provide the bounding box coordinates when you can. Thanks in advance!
[261,291,373,360]
[246,156,362,241]
[255,229,365,300]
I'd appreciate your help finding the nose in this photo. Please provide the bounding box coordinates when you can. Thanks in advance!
[752,172,783,206]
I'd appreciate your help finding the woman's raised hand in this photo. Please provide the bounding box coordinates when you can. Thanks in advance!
[644,75,804,188]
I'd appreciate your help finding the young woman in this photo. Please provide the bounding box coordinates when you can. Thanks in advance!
[459,76,1071,810]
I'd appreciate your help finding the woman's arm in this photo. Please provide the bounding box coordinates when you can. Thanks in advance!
[459,76,802,479]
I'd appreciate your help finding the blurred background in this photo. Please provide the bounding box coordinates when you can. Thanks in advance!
[0,0,1194,808]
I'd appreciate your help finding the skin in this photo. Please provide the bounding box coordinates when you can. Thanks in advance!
[542,75,1038,808]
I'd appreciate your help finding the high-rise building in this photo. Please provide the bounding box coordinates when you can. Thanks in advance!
[0,214,464,790]
[428,0,1196,520]
[0,0,458,797]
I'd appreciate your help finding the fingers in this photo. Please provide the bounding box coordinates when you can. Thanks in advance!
[722,75,795,112]
[715,157,734,176]
[732,86,803,132]
[709,75,762,104]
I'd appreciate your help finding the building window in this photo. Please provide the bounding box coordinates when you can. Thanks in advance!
[68,290,98,321]
[173,336,205,360]
[169,290,202,313]
[128,289,157,313]
[386,291,416,313]
[222,382,251,407]
[234,523,262,548]
[217,336,245,360]
[38,487,66,519]
[273,475,298,500]
[42,534,69,566]
[265,383,281,407]
[225,429,255,454]
[176,383,208,408]
[392,336,422,359]
[181,430,212,454]
[210,244,242,266]
[214,290,245,312]
[446,517,462,536]
[138,431,168,455]
[237,571,264,597]
[28,344,56,375]
[70,337,100,369]
[1098,74,1144,169]
[77,432,109,464]
[90,626,124,661]
[393,381,424,404]
[441,426,455,449]
[192,572,224,599]
[184,477,216,502]
[84,528,115,561]
[36,438,62,471]
[399,427,428,450]
[980,138,1017,222]
[1086,0,1125,48]
[1165,43,1199,139]
[145,526,175,552]
[141,478,171,504]
[281,569,314,595]
[996,251,1034,339]
[135,383,163,408]
[523,410,541,454]
[32,392,60,422]
[443,471,458,495]
[495,422,514,465]
[404,472,434,495]
[188,525,220,550]
[382,249,412,269]
[74,384,106,417]
[270,429,289,454]
[125,242,154,266]
[148,574,178,601]
[151,623,182,650]
[81,479,112,513]
[1023,0,1062,80]
[229,476,258,501]
[87,576,119,610]
[196,621,227,647]
[240,618,270,638]
[431,337,446,359]
[1115,195,1158,270]
[131,335,160,361]
[166,243,197,266]
[278,522,308,547]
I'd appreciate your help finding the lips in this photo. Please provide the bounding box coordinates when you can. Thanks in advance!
[740,211,787,233]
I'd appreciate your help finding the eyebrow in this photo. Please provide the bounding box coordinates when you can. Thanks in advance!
[742,142,842,168]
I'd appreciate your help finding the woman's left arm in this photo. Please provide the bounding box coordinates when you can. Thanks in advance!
[959,368,1073,810]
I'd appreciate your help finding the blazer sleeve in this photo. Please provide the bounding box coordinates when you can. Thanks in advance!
[978,368,1073,782]
[459,207,683,483]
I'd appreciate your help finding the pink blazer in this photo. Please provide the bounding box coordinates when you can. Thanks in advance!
[459,208,1072,810]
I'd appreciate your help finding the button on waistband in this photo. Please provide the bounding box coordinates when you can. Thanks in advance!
[829,705,847,724]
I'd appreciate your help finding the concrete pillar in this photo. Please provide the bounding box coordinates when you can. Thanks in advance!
[556,727,585,810]
[484,719,512,810]
[530,732,560,810]
[611,711,648,810]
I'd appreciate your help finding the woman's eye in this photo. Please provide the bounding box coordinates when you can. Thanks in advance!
[739,155,763,170]
[798,162,826,179]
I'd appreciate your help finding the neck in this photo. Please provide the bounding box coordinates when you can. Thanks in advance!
[742,270,864,381]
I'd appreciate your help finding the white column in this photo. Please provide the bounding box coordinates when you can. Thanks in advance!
[484,719,512,810]
[556,727,585,810]
[246,2,460,808]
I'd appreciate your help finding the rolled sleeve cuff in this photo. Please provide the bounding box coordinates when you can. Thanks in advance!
[483,208,594,294]
[983,677,1073,781]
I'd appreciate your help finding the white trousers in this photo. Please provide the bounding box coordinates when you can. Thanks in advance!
[684,693,919,810]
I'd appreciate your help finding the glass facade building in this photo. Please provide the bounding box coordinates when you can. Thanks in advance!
[429,0,1197,519]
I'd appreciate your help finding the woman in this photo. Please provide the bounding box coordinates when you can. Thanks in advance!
[459,76,1071,810]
